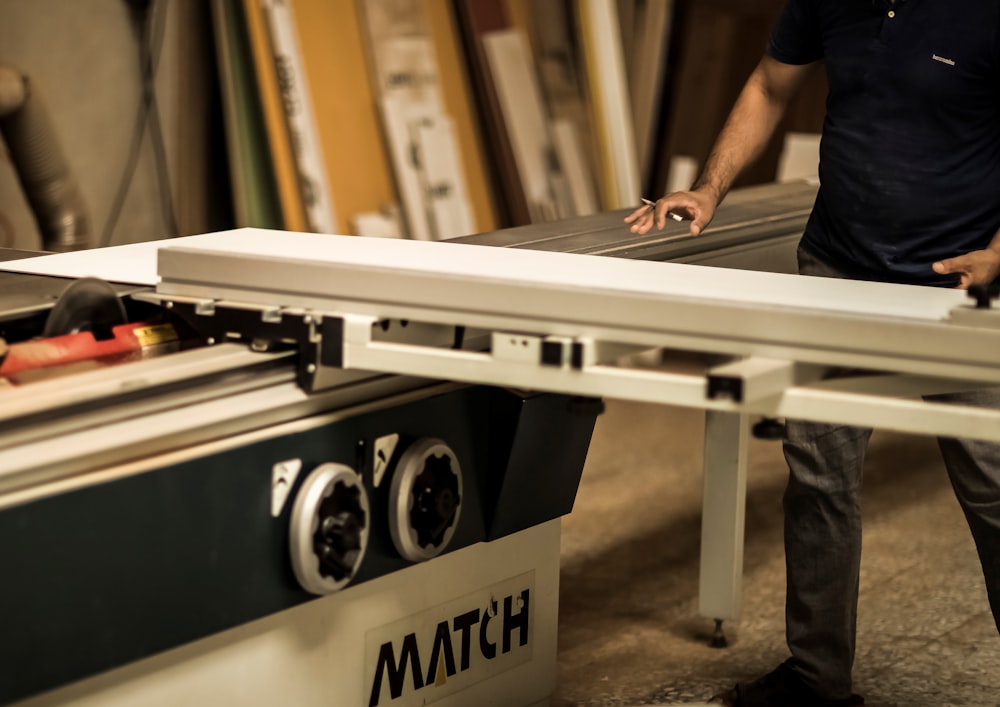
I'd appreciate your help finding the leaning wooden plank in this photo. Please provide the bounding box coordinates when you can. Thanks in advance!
[552,118,598,216]
[175,0,214,236]
[210,0,247,225]
[243,0,307,230]
[524,1,600,216]
[630,0,674,187]
[482,28,571,222]
[424,0,498,232]
[578,0,641,210]
[259,0,337,233]
[280,0,398,235]
[617,0,638,77]
[357,1,475,239]
[414,114,475,239]
[452,0,531,227]
[379,96,433,240]
[210,0,282,229]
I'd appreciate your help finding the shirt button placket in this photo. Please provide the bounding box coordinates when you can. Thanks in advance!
[879,4,899,43]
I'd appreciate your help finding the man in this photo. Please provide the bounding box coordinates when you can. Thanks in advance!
[625,1,1000,706]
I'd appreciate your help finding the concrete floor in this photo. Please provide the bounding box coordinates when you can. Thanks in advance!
[553,398,1000,707]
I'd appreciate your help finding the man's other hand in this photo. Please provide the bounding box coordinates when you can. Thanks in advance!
[623,188,718,236]
[932,248,1000,289]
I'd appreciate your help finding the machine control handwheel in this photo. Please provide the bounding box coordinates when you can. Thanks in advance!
[389,438,463,562]
[289,463,370,595]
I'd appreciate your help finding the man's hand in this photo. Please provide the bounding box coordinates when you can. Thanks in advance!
[623,57,812,239]
[623,188,718,236]
[932,248,1000,290]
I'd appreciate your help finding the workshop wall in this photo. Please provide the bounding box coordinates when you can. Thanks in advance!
[0,0,224,251]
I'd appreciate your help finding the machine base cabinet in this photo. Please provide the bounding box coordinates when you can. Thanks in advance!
[18,520,562,707]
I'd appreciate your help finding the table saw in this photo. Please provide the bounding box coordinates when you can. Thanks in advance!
[5,181,998,707]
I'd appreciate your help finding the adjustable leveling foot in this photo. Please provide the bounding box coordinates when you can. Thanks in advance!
[710,618,728,648]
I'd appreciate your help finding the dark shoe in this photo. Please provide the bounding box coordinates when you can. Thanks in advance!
[708,662,864,707]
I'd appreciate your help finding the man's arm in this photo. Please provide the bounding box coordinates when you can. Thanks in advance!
[626,56,816,235]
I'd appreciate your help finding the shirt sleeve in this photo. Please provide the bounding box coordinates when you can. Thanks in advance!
[767,0,824,65]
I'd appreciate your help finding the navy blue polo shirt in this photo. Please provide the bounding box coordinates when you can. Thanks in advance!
[768,0,1000,286]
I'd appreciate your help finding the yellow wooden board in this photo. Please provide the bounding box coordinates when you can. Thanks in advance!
[290,0,394,233]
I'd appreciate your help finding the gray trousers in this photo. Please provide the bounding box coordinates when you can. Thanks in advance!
[783,247,1000,698]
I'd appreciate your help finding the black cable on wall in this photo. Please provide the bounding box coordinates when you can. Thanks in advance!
[99,0,177,247]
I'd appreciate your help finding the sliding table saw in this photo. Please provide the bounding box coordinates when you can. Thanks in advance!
[4,180,1000,707]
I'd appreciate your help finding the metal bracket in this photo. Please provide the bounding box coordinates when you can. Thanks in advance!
[706,357,824,403]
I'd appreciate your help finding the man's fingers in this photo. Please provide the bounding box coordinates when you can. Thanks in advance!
[627,193,711,234]
[932,257,980,289]
[624,205,650,224]
[628,210,656,234]
[933,257,971,275]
